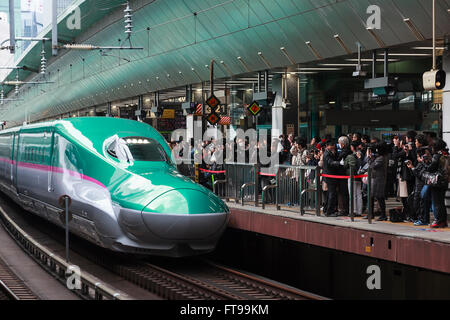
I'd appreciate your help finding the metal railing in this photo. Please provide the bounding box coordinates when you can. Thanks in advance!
[183,162,377,224]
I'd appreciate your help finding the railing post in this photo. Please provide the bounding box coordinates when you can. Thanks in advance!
[315,166,322,216]
[235,164,239,204]
[276,168,280,210]
[367,166,372,224]
[194,163,199,183]
[254,163,260,207]
[350,165,355,222]
[225,163,229,201]
[299,168,304,215]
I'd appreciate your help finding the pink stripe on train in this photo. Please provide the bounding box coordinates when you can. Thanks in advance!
[0,156,106,189]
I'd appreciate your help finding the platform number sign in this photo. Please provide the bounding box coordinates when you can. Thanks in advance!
[248,101,262,116]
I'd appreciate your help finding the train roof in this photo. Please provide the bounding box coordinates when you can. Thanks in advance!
[0,117,170,156]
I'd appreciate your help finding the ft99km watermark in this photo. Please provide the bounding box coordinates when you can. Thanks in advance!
[179,304,269,318]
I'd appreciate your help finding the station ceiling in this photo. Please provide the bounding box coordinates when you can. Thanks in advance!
[1,0,449,125]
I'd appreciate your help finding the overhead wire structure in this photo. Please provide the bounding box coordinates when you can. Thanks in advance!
[1,1,142,113]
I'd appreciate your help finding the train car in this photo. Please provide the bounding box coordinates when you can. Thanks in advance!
[0,117,229,257]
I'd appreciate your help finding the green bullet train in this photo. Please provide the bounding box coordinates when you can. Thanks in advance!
[0,117,229,257]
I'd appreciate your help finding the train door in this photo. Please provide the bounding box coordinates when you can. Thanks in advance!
[47,130,55,193]
[12,132,19,192]
[48,132,59,194]
[2,133,14,186]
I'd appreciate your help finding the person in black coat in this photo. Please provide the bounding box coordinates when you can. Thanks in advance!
[407,148,432,225]
[392,137,415,220]
[423,139,449,228]
[337,136,351,216]
[367,142,389,221]
[322,140,343,217]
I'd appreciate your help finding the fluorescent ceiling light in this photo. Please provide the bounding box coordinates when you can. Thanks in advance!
[412,47,445,50]
[377,53,431,57]
[403,18,425,41]
[305,41,322,60]
[366,28,386,47]
[345,58,400,62]
[319,63,368,67]
[298,67,343,71]
[274,71,318,74]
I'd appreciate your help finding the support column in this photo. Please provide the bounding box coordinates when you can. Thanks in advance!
[107,102,112,117]
[9,0,15,54]
[443,54,450,145]
[137,95,143,121]
[309,78,319,140]
[334,97,342,138]
[271,74,284,141]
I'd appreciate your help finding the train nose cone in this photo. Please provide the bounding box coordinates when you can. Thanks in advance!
[141,188,228,240]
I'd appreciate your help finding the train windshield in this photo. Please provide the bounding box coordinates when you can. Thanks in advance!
[107,136,168,162]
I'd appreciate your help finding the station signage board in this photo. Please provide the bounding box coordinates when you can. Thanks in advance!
[205,104,227,115]
[162,109,175,119]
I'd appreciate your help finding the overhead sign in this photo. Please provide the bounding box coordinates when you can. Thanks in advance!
[206,113,220,126]
[248,101,262,116]
[206,95,221,109]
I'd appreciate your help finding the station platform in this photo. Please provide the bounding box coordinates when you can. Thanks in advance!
[225,199,450,275]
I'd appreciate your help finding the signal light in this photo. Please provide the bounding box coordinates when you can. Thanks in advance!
[423,69,446,91]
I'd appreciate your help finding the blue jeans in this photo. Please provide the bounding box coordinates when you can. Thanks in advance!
[421,185,434,215]
[430,187,447,223]
[421,185,439,221]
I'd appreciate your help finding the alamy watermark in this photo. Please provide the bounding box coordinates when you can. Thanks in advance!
[66,6,81,30]
[366,265,381,290]
[367,5,381,30]
[66,265,81,290]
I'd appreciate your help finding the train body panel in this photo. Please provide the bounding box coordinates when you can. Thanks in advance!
[0,118,228,257]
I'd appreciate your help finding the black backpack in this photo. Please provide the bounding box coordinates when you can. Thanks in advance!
[389,207,405,223]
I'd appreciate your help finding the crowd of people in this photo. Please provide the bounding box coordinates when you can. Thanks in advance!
[172,130,449,229]
[278,131,449,228]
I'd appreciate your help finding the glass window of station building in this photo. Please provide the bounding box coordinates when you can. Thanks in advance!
[58,39,443,144]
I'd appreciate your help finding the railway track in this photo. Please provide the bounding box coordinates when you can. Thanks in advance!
[112,259,325,300]
[0,194,325,301]
[0,202,132,300]
[0,259,38,300]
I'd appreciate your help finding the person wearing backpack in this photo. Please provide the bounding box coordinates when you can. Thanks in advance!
[424,139,449,228]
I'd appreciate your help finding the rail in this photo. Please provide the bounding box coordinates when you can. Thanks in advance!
[0,206,131,300]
